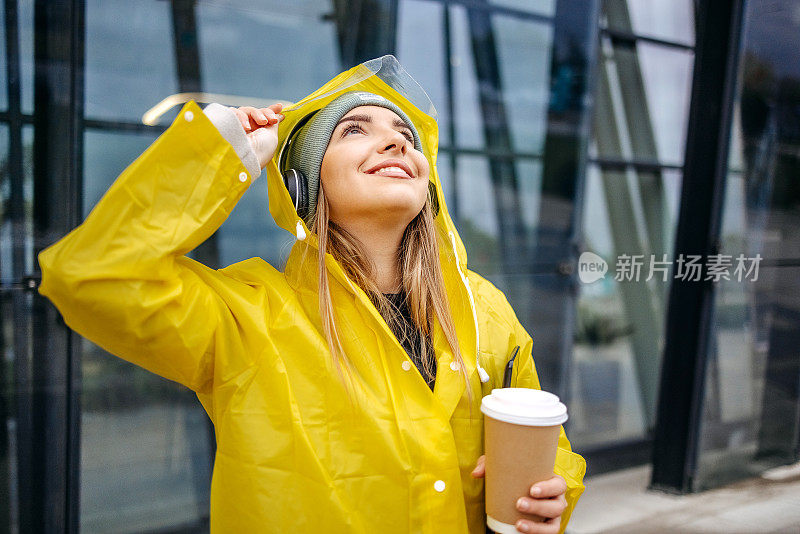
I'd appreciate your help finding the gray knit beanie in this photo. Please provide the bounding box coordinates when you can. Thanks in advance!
[282,91,423,222]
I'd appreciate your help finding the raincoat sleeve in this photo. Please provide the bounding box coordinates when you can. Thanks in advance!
[37,100,262,394]
[512,320,586,533]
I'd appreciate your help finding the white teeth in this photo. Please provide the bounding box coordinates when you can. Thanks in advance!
[372,166,409,176]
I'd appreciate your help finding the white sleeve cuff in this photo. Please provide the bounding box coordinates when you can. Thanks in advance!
[202,103,261,180]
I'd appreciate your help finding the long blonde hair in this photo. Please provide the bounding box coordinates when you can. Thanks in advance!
[309,183,473,403]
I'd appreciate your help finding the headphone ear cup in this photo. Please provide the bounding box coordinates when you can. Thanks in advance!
[282,169,310,220]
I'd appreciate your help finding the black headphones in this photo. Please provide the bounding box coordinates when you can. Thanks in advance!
[279,111,318,221]
[278,110,440,220]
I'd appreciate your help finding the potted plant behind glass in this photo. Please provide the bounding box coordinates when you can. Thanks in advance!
[573,304,634,437]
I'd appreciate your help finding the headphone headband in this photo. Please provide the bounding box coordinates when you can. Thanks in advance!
[277,110,319,174]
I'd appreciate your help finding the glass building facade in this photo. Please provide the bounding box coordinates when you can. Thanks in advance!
[0,0,798,531]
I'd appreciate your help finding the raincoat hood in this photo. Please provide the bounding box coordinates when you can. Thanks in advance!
[266,55,489,382]
[267,57,452,247]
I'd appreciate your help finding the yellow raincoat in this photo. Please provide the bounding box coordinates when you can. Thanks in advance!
[38,60,585,532]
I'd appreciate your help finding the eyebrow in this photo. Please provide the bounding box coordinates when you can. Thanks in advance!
[335,113,413,132]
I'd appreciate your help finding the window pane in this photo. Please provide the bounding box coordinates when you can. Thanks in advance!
[81,128,212,531]
[0,6,7,112]
[572,164,683,447]
[83,130,159,218]
[0,123,11,534]
[517,159,543,234]
[493,15,552,155]
[623,0,694,46]
[85,0,177,122]
[571,282,647,448]
[80,341,212,532]
[397,0,449,145]
[637,43,693,165]
[20,0,33,115]
[1,125,34,278]
[0,125,10,281]
[449,5,486,150]
[454,155,498,275]
[218,175,296,268]
[593,41,693,166]
[197,1,339,105]
[693,0,800,489]
[488,272,573,396]
[490,0,556,17]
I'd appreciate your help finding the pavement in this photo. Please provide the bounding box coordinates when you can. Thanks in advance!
[566,463,800,533]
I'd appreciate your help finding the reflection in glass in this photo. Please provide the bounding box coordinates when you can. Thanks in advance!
[493,15,552,155]
[1,121,34,533]
[594,37,693,165]
[218,176,296,267]
[695,0,800,490]
[80,340,212,532]
[0,125,11,281]
[571,281,646,448]
[20,0,33,115]
[454,155,498,274]
[489,0,556,17]
[570,163,682,449]
[0,6,7,111]
[607,0,695,46]
[449,5,486,150]
[197,1,340,104]
[397,0,449,145]
[82,129,213,530]
[83,131,159,218]
[516,159,543,235]
[85,0,177,122]
[637,43,693,165]
[0,123,11,533]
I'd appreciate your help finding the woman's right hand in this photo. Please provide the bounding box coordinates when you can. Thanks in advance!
[230,103,284,169]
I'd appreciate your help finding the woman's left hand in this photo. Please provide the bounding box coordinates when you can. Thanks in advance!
[471,455,567,533]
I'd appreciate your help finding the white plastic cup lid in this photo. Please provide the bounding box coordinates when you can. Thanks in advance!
[480,388,568,426]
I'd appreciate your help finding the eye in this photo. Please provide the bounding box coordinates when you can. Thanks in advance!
[401,130,414,143]
[342,123,365,137]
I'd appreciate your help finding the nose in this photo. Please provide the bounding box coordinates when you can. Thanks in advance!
[379,129,408,155]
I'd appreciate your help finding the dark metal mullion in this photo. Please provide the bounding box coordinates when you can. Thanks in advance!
[0,111,33,123]
[170,2,215,529]
[590,156,683,173]
[66,2,84,531]
[443,0,553,25]
[438,145,542,160]
[650,0,745,494]
[332,0,399,66]
[5,1,34,532]
[83,118,167,134]
[31,1,85,532]
[600,26,695,52]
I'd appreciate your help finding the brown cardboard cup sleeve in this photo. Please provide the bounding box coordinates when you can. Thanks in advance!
[481,388,568,534]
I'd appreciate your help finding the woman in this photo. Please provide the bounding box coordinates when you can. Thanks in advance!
[38,56,585,533]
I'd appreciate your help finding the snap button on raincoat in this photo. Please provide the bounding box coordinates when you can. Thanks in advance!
[38,60,585,533]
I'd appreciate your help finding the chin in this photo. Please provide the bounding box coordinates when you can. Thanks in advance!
[375,190,426,214]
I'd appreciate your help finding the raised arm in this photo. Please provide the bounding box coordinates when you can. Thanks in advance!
[38,101,282,394]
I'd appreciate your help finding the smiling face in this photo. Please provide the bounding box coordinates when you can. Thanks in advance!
[320,105,430,229]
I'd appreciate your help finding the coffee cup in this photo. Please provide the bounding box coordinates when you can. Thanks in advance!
[481,388,568,533]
